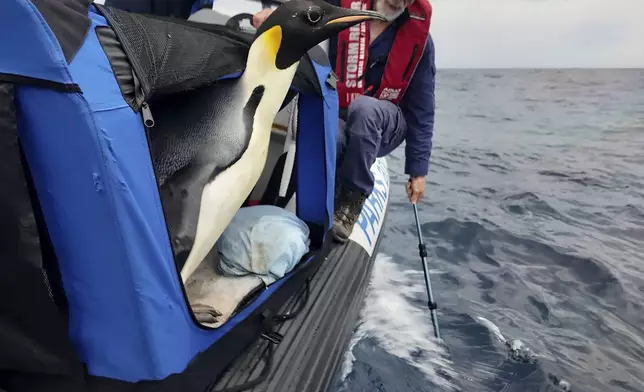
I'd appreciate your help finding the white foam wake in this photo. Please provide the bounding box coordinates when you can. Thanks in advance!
[339,253,460,391]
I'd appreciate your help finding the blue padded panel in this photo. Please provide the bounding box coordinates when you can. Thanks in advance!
[314,59,338,230]
[296,59,336,231]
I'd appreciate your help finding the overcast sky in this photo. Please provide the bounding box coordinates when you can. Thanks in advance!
[430,0,644,68]
[98,0,643,68]
[208,0,643,68]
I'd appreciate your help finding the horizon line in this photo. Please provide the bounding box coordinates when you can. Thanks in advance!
[436,67,644,70]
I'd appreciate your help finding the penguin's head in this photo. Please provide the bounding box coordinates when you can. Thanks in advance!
[253,0,387,70]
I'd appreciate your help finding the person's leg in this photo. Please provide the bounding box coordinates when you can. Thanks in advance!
[333,95,407,243]
[336,118,347,167]
[335,118,348,203]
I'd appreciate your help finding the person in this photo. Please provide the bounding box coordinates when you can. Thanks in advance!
[253,0,436,243]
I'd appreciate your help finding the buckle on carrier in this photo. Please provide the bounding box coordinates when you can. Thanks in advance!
[260,310,284,344]
[326,71,338,90]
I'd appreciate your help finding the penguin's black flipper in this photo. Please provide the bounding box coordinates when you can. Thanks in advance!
[157,161,219,271]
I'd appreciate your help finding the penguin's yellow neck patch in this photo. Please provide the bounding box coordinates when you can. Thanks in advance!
[257,25,282,66]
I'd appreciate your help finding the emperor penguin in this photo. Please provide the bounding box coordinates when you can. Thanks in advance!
[147,0,387,290]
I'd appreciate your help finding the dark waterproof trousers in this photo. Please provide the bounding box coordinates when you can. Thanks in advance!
[336,95,407,196]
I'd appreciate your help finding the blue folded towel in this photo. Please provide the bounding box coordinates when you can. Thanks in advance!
[216,205,310,285]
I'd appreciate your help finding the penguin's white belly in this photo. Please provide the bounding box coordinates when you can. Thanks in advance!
[179,119,272,283]
[178,61,298,283]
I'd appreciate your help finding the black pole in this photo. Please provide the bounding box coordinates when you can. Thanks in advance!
[412,203,440,340]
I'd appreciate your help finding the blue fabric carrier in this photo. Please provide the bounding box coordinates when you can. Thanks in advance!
[0,0,337,383]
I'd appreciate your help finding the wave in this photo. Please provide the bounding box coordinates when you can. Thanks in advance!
[422,217,625,303]
[537,170,611,189]
[335,254,460,392]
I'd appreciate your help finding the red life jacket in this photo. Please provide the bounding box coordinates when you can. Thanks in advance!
[334,0,432,109]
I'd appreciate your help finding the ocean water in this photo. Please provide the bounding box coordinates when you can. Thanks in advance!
[331,69,644,392]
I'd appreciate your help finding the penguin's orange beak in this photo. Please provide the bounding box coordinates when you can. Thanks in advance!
[324,6,387,27]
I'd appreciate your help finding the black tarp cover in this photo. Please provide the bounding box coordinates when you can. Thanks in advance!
[0,83,86,392]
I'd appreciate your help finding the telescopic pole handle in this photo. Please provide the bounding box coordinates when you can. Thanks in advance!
[412,203,441,340]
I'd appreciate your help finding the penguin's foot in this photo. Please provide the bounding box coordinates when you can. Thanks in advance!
[192,303,222,324]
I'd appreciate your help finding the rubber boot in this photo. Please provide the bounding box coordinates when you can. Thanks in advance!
[332,181,367,244]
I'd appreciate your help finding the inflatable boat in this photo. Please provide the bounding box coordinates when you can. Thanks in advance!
[0,1,389,391]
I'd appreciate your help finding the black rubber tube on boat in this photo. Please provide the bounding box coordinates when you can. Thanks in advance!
[412,203,441,340]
